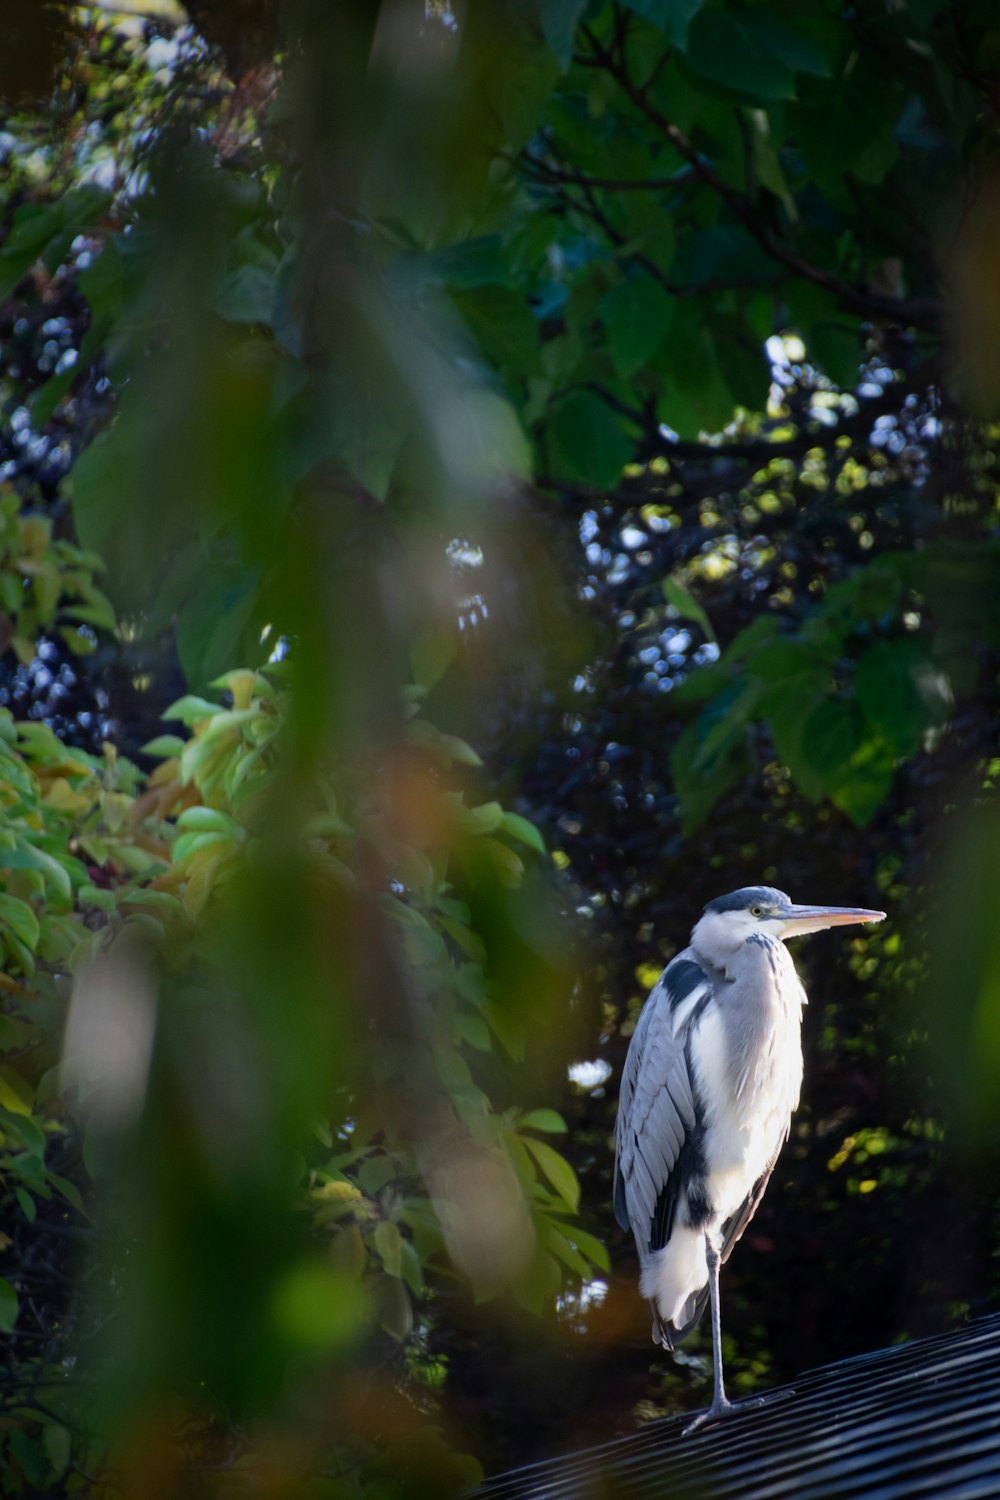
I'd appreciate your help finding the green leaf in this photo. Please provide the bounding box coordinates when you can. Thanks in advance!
[456,1013,492,1051]
[747,10,831,79]
[271,1261,364,1349]
[795,73,900,187]
[451,285,540,375]
[176,567,261,690]
[48,1172,83,1212]
[411,629,457,692]
[488,23,559,157]
[853,130,898,186]
[521,1135,580,1210]
[671,681,756,829]
[519,1108,567,1133]
[661,575,715,642]
[78,237,124,322]
[399,1238,424,1297]
[0,1106,46,1158]
[78,883,117,913]
[563,1224,610,1272]
[500,811,546,855]
[598,274,675,378]
[619,0,703,48]
[450,388,532,487]
[176,806,237,835]
[15,1186,35,1222]
[379,1274,413,1341]
[515,1247,562,1315]
[448,797,504,835]
[139,734,187,758]
[673,224,777,287]
[163,695,222,726]
[766,692,829,802]
[38,913,83,962]
[8,1429,45,1490]
[440,734,484,768]
[412,236,507,289]
[828,740,897,827]
[211,264,276,325]
[750,637,831,688]
[538,0,588,69]
[663,318,733,437]
[357,1155,396,1195]
[544,1224,591,1277]
[0,845,72,902]
[686,7,827,100]
[801,698,865,777]
[0,188,109,301]
[374,1219,403,1278]
[671,660,731,705]
[0,893,40,953]
[810,323,862,390]
[855,641,925,757]
[43,1425,71,1477]
[0,1277,18,1333]
[547,390,632,488]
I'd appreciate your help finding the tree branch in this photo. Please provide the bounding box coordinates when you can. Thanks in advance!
[535,358,940,505]
[580,29,942,331]
[521,150,784,300]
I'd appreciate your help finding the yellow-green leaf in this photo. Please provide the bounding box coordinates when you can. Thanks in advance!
[0,893,39,952]
[501,812,546,855]
[519,1108,567,1134]
[374,1219,403,1278]
[521,1136,580,1211]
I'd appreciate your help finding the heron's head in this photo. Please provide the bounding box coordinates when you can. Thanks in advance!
[692,885,886,958]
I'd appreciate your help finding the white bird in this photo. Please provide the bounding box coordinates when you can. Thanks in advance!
[614,885,885,1431]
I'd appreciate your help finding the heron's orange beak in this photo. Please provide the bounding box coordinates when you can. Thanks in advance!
[780,905,886,937]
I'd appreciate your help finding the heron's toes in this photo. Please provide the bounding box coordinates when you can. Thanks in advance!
[682,1387,795,1436]
[682,1398,734,1436]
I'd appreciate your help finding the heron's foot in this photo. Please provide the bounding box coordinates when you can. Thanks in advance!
[682,1389,789,1437]
[682,1397,734,1436]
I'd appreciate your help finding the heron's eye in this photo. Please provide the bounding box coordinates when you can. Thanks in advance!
[750,905,764,917]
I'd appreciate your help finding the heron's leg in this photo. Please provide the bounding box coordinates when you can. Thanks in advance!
[705,1235,731,1413]
[682,1235,733,1435]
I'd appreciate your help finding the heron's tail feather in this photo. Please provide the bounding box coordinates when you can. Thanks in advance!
[649,1301,674,1349]
[639,1227,709,1339]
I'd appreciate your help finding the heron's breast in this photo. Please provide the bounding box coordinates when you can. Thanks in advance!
[690,992,803,1199]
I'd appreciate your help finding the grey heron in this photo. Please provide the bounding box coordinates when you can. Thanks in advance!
[613,886,885,1432]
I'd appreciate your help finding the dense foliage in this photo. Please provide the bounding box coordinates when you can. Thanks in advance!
[1,0,1000,1493]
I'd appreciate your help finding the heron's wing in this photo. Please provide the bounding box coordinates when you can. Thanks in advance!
[613,954,711,1250]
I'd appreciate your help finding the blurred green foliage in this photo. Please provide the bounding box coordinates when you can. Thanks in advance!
[0,0,999,1493]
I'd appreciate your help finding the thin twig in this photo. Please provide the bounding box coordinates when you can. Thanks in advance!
[579,28,941,330]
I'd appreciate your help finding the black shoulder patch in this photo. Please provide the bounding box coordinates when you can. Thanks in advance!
[665,958,706,1010]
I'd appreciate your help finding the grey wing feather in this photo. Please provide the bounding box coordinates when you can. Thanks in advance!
[613,955,707,1253]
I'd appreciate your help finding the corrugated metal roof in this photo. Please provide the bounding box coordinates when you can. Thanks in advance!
[476,1315,1000,1500]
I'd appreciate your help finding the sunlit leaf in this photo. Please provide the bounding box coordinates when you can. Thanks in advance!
[661,575,715,642]
[521,1136,580,1211]
[518,1108,567,1134]
[500,811,546,855]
